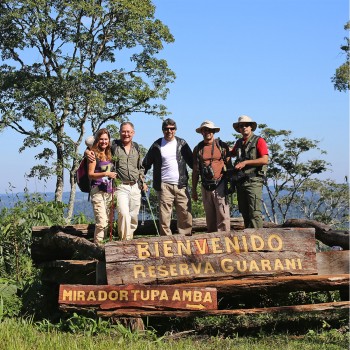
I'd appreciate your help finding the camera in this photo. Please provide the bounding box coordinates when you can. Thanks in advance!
[202,165,215,179]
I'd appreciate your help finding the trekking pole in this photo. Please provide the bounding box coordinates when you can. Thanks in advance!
[142,189,160,236]
[109,183,115,242]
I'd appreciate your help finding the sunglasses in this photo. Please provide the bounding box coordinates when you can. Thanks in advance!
[163,127,176,131]
[202,128,214,133]
[238,123,251,128]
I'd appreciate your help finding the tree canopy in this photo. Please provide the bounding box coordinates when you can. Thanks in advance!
[332,21,350,92]
[0,0,175,220]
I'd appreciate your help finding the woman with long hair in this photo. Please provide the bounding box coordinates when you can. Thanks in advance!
[88,128,117,244]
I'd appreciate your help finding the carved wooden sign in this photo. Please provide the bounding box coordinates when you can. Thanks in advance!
[105,228,317,285]
[59,284,217,310]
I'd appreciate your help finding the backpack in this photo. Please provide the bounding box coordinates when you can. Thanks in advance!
[75,157,91,193]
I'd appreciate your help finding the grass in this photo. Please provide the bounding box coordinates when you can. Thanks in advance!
[0,315,348,350]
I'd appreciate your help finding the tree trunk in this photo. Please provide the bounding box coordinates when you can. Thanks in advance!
[283,219,349,250]
[31,230,104,263]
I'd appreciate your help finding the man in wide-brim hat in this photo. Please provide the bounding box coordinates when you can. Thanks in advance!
[231,115,268,228]
[192,120,232,233]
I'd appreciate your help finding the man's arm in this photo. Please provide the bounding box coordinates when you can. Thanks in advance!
[141,144,154,175]
[191,146,200,201]
[182,142,194,169]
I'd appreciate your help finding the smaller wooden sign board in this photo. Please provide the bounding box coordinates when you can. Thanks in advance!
[59,284,217,311]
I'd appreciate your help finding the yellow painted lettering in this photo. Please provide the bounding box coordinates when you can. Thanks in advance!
[249,260,260,272]
[148,265,156,278]
[62,289,72,301]
[154,242,160,258]
[224,236,240,253]
[221,258,234,272]
[236,260,247,272]
[274,259,284,270]
[268,234,283,251]
[136,243,150,259]
[119,290,129,301]
[285,258,296,270]
[204,262,215,274]
[194,239,207,254]
[297,258,302,269]
[261,259,272,271]
[172,290,181,301]
[193,291,202,302]
[77,291,85,301]
[157,265,169,277]
[251,235,264,251]
[169,264,178,276]
[179,263,190,275]
[182,290,192,301]
[242,236,248,252]
[140,290,150,300]
[108,291,118,301]
[163,241,174,257]
[98,291,107,301]
[131,290,140,301]
[203,292,212,303]
[212,237,223,253]
[177,240,191,255]
[151,289,160,300]
[86,291,96,301]
[191,263,202,274]
[159,290,169,301]
[134,265,146,278]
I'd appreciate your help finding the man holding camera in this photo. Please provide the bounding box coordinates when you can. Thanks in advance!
[231,115,269,228]
[192,120,232,233]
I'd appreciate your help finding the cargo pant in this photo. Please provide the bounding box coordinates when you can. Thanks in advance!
[156,183,192,236]
[236,177,264,228]
[116,183,141,240]
[91,188,113,243]
[201,180,230,233]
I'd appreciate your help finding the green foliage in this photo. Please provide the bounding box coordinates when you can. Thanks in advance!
[71,212,92,224]
[0,193,66,281]
[0,193,66,319]
[293,178,349,228]
[0,0,175,221]
[0,279,21,319]
[258,125,329,224]
[332,21,350,92]
[0,315,349,350]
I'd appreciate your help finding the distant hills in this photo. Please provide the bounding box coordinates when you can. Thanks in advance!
[0,191,94,219]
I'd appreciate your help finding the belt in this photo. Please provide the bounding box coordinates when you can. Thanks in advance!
[122,181,136,185]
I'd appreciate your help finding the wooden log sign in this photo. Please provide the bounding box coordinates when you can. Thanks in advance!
[59,284,217,311]
[105,228,317,285]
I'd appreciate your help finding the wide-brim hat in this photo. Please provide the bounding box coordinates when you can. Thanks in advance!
[196,120,220,133]
[232,115,257,132]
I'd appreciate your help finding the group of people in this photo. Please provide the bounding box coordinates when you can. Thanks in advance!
[85,115,268,244]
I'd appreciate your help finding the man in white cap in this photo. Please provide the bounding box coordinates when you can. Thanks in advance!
[192,120,232,233]
[231,115,268,228]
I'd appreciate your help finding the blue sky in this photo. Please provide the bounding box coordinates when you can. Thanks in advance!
[0,0,348,193]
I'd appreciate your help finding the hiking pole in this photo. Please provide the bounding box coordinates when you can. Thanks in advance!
[109,182,115,242]
[141,189,160,236]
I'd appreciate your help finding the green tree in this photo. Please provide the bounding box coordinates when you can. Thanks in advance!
[0,0,175,221]
[332,21,350,92]
[293,178,349,228]
[259,126,328,224]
